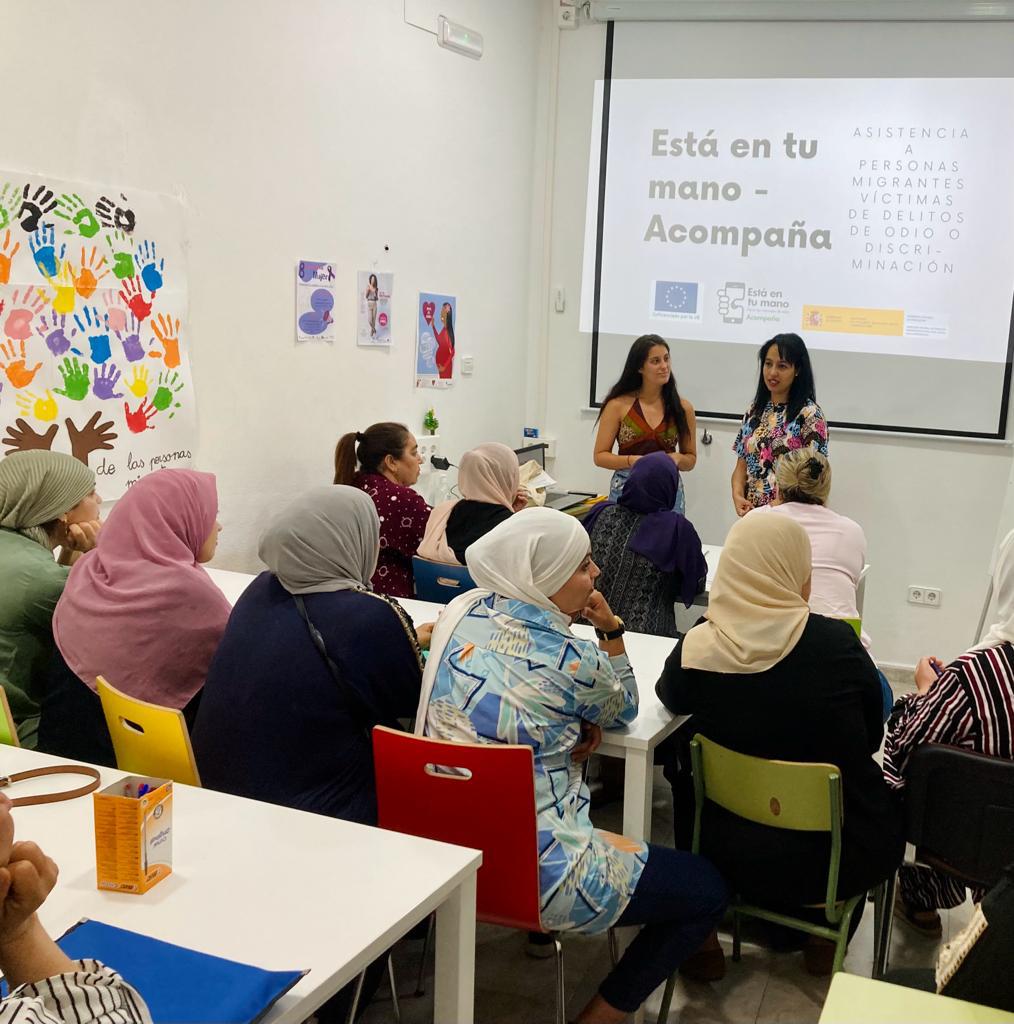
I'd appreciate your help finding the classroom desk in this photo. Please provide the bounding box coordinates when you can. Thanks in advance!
[205,568,687,843]
[2,746,481,1024]
[819,973,1014,1023]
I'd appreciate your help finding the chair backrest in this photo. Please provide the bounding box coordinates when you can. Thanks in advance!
[842,617,862,638]
[906,743,1014,890]
[0,689,19,747]
[373,725,542,931]
[412,557,477,602]
[691,734,845,919]
[96,676,201,787]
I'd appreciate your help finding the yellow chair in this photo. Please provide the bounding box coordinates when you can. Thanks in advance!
[843,617,862,638]
[96,676,201,786]
[0,689,20,747]
[657,735,871,1021]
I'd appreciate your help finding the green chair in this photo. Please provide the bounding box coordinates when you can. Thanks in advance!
[843,617,862,638]
[656,735,865,1022]
[0,689,19,747]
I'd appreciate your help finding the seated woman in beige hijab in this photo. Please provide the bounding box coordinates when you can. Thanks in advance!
[656,512,903,976]
[418,442,524,565]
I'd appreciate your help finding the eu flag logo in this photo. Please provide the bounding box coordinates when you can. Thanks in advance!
[654,281,699,314]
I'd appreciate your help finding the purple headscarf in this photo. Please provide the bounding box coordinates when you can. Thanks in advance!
[585,452,707,606]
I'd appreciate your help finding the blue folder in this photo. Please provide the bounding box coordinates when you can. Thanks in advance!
[55,919,306,1024]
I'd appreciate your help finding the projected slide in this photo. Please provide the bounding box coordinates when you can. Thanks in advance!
[581,78,1014,367]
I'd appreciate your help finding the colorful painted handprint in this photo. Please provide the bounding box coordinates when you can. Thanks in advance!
[73,306,112,364]
[0,339,43,389]
[53,193,101,239]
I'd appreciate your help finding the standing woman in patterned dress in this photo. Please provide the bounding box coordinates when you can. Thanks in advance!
[334,422,429,598]
[731,333,828,516]
[593,335,697,514]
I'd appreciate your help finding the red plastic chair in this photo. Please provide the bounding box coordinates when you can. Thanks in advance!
[373,725,569,1023]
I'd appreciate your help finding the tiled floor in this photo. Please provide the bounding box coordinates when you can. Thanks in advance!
[361,672,969,1023]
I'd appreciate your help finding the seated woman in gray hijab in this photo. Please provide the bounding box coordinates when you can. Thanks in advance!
[192,486,426,825]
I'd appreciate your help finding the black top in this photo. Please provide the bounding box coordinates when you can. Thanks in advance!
[445,500,511,564]
[656,614,903,903]
[192,573,422,826]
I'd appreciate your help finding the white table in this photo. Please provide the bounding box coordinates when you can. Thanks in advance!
[205,568,686,844]
[2,746,480,1024]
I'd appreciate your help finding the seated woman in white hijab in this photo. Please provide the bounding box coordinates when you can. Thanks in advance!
[417,508,727,1024]
[883,527,1014,938]
[417,442,524,565]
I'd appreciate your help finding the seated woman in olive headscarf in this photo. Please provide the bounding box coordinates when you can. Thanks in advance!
[0,451,101,748]
[418,442,523,565]
[584,452,706,638]
[656,512,903,975]
[192,485,426,825]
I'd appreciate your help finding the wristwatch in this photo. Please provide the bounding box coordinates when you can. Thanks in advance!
[595,617,626,642]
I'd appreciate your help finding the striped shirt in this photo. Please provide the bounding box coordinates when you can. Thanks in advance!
[884,642,1014,790]
[1,962,150,1024]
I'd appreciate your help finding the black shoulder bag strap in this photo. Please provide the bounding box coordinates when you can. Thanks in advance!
[292,594,378,740]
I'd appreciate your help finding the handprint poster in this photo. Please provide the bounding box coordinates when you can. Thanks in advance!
[415,291,456,389]
[0,170,195,498]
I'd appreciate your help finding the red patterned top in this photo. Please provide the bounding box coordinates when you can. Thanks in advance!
[616,399,679,457]
[353,472,431,598]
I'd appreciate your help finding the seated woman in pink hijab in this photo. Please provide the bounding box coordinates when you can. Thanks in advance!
[40,470,230,763]
[418,442,524,566]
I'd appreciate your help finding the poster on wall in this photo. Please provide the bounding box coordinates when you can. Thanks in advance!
[295,260,336,342]
[0,170,194,499]
[357,270,393,347]
[415,291,456,389]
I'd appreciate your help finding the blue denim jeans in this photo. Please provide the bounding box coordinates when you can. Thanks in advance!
[609,468,686,513]
[598,843,728,1013]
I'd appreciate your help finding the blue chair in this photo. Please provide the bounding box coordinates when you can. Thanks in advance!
[412,557,476,602]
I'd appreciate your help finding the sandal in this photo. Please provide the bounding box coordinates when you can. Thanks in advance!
[894,893,942,938]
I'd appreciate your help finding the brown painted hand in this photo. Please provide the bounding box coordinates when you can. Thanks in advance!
[2,418,58,456]
[65,411,117,466]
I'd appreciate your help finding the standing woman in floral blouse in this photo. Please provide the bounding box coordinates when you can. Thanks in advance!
[731,333,828,516]
[334,422,429,598]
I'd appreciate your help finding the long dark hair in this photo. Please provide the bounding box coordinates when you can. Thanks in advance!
[334,422,411,484]
[748,333,817,427]
[597,335,688,437]
[441,302,455,349]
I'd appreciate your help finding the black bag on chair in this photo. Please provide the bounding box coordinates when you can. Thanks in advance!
[937,861,1014,1012]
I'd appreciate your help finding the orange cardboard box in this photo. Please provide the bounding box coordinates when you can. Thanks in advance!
[93,775,172,894]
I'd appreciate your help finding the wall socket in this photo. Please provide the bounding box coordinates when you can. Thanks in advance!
[417,434,441,473]
[908,585,942,606]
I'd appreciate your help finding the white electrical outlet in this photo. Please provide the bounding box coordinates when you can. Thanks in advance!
[417,434,441,473]
[908,586,924,604]
[908,585,942,606]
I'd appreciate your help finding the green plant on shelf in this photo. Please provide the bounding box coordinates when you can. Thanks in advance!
[423,409,439,435]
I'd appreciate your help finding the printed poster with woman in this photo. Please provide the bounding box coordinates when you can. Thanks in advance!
[0,170,194,499]
[357,270,393,347]
[415,291,456,388]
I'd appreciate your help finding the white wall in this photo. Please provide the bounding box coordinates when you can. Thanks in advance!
[536,19,1014,667]
[4,0,543,567]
